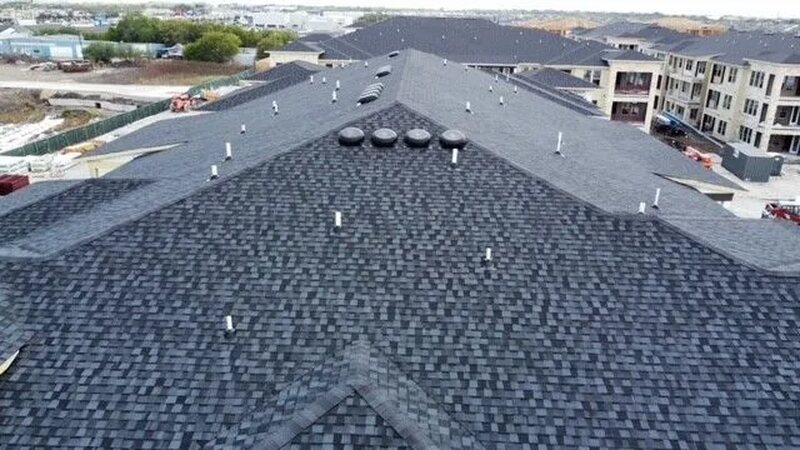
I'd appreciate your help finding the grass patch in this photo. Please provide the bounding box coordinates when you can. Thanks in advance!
[54,109,99,131]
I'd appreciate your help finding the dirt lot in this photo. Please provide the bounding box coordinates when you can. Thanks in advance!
[0,60,245,86]
[82,60,246,86]
[0,89,47,124]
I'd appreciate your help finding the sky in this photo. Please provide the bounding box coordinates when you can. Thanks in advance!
[233,0,799,19]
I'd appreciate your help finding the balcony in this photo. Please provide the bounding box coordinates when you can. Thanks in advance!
[614,72,652,97]
[611,101,648,124]
[773,106,800,129]
[780,76,800,99]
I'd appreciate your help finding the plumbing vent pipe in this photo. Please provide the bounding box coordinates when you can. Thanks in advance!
[451,148,458,166]
[443,58,447,66]
[322,76,327,84]
[465,101,472,113]
[364,61,369,68]
[225,142,232,161]
[310,75,314,84]
[494,74,499,83]
[489,85,493,92]
[499,96,504,106]
[225,315,235,333]
[334,211,342,229]
[332,90,337,103]
[652,188,661,209]
[514,85,518,94]
[638,202,647,214]
[335,80,341,90]
[240,123,246,134]
[484,247,493,265]
[555,132,564,157]
[209,165,219,180]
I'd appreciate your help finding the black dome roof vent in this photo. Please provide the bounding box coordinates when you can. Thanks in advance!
[439,130,467,149]
[371,128,398,147]
[404,129,432,148]
[338,127,365,146]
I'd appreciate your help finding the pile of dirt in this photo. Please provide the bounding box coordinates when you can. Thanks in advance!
[0,89,47,124]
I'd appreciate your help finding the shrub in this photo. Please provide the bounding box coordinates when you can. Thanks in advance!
[255,30,297,59]
[83,42,117,63]
[184,32,241,63]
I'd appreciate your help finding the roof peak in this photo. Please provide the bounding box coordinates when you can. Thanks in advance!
[203,340,483,449]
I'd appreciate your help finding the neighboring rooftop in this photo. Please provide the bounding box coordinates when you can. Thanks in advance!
[515,67,599,89]
[577,21,694,47]
[658,29,800,65]
[1,49,799,449]
[202,61,323,112]
[277,16,658,67]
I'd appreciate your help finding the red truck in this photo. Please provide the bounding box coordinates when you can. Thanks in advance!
[762,200,800,226]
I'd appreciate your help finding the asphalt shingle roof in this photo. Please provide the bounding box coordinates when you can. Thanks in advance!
[202,61,323,112]
[280,16,626,67]
[515,67,599,89]
[1,49,799,449]
[657,30,800,65]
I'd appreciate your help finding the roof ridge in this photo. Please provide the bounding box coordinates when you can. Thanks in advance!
[202,339,485,449]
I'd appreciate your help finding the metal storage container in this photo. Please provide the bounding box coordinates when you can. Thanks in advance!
[721,143,778,182]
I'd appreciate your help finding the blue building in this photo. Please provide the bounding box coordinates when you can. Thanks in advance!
[0,35,83,60]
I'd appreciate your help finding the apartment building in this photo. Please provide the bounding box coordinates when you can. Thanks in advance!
[658,31,800,154]
[268,16,663,128]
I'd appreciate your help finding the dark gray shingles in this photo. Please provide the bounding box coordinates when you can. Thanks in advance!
[300,16,616,67]
[202,62,323,112]
[660,30,800,65]
[0,296,31,366]
[601,49,659,61]
[516,67,600,89]
[9,49,796,272]
[0,179,150,243]
[1,104,799,449]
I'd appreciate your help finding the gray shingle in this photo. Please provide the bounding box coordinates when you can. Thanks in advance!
[1,101,799,449]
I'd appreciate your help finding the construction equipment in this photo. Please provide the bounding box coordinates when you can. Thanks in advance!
[170,94,200,112]
[762,199,800,225]
[682,146,714,170]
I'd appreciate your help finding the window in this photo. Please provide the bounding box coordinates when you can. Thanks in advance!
[727,67,738,83]
[722,94,732,109]
[743,98,759,116]
[749,71,765,88]
[717,120,727,135]
[739,126,753,143]
[754,132,762,148]
[696,61,706,75]
[711,64,725,82]
[686,59,694,71]
[689,108,698,120]
[706,90,721,109]
[760,103,769,123]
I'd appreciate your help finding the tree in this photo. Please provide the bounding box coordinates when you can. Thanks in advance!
[255,30,297,59]
[184,32,241,63]
[352,13,390,28]
[106,13,161,43]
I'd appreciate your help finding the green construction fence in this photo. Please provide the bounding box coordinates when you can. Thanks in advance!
[4,68,255,157]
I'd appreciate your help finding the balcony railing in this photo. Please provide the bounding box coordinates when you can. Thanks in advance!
[614,85,651,96]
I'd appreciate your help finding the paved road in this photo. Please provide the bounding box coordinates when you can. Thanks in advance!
[0,81,189,101]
